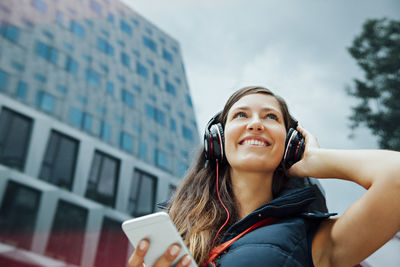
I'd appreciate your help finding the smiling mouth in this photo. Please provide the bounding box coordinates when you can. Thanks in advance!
[240,139,270,147]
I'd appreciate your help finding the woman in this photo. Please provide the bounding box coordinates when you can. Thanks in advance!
[129,86,400,267]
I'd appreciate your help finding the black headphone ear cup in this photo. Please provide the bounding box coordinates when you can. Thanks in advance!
[204,129,212,161]
[294,134,305,162]
[216,123,225,156]
[210,123,224,162]
[283,128,305,169]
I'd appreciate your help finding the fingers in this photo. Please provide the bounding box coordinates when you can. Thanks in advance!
[175,255,192,267]
[128,240,192,267]
[129,239,149,267]
[296,124,320,149]
[153,244,183,267]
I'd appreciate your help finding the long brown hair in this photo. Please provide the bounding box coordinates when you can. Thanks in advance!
[168,86,293,265]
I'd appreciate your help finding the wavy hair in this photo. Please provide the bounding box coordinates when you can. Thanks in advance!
[168,86,294,265]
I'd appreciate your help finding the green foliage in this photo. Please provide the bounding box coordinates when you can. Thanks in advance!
[347,18,400,150]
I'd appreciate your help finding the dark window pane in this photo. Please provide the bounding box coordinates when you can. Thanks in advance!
[0,181,41,249]
[128,169,157,216]
[0,69,9,91]
[39,131,79,190]
[86,151,120,207]
[94,217,129,267]
[0,108,33,170]
[46,200,87,265]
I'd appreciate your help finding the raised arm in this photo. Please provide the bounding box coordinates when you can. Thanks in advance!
[289,127,400,267]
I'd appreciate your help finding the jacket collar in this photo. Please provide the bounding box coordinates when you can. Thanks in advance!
[221,186,318,241]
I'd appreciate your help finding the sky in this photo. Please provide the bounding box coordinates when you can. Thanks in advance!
[121,0,399,264]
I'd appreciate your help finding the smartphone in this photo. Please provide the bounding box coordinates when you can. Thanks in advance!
[122,212,198,267]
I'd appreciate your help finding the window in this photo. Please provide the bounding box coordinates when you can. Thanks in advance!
[90,0,102,14]
[133,84,142,93]
[35,41,58,64]
[154,149,168,170]
[46,200,88,265]
[120,20,132,35]
[0,181,41,249]
[170,118,176,132]
[35,91,55,113]
[136,62,148,79]
[56,11,63,24]
[11,61,24,72]
[106,81,114,96]
[120,52,130,67]
[77,96,87,105]
[121,89,134,108]
[69,107,92,132]
[94,217,129,267]
[31,0,47,14]
[174,76,182,84]
[34,73,47,83]
[117,75,126,83]
[0,69,9,91]
[16,81,28,99]
[70,21,85,38]
[182,125,194,142]
[108,13,114,23]
[99,121,111,142]
[97,105,106,116]
[186,95,193,107]
[145,104,166,126]
[139,141,147,160]
[153,72,160,86]
[142,36,157,52]
[178,161,188,177]
[2,23,20,43]
[65,56,78,75]
[97,37,114,56]
[0,108,33,170]
[156,110,166,126]
[114,114,124,125]
[162,48,173,63]
[145,104,155,121]
[56,84,68,94]
[128,169,157,216]
[119,131,133,152]
[86,150,120,207]
[85,68,100,88]
[165,81,176,96]
[39,131,79,190]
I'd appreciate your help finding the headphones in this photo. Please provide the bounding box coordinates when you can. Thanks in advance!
[204,112,305,170]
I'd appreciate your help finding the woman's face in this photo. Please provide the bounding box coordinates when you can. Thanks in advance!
[224,93,287,173]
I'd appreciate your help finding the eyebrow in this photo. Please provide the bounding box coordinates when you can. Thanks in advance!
[230,106,282,114]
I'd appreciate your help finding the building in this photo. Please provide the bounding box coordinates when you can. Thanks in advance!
[0,0,199,266]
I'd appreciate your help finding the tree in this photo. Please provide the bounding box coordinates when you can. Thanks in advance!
[346,18,400,151]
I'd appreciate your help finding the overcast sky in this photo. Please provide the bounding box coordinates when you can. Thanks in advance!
[121,0,399,264]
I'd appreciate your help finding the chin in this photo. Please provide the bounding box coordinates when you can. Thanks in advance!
[229,157,280,173]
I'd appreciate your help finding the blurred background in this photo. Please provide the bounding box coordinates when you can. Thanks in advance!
[0,0,399,266]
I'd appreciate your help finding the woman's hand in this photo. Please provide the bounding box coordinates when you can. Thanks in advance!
[128,239,192,267]
[287,125,320,178]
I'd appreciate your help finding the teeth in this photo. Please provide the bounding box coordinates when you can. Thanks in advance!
[243,139,266,146]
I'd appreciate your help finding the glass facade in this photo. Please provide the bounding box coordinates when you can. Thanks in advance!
[0,0,199,266]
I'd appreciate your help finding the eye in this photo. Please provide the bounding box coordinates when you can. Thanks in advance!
[265,113,278,121]
[233,111,247,119]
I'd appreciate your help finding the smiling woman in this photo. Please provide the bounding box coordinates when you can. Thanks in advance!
[128,86,400,267]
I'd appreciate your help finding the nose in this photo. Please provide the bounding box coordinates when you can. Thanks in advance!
[247,116,264,131]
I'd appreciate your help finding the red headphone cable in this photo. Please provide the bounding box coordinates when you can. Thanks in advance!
[211,162,231,249]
